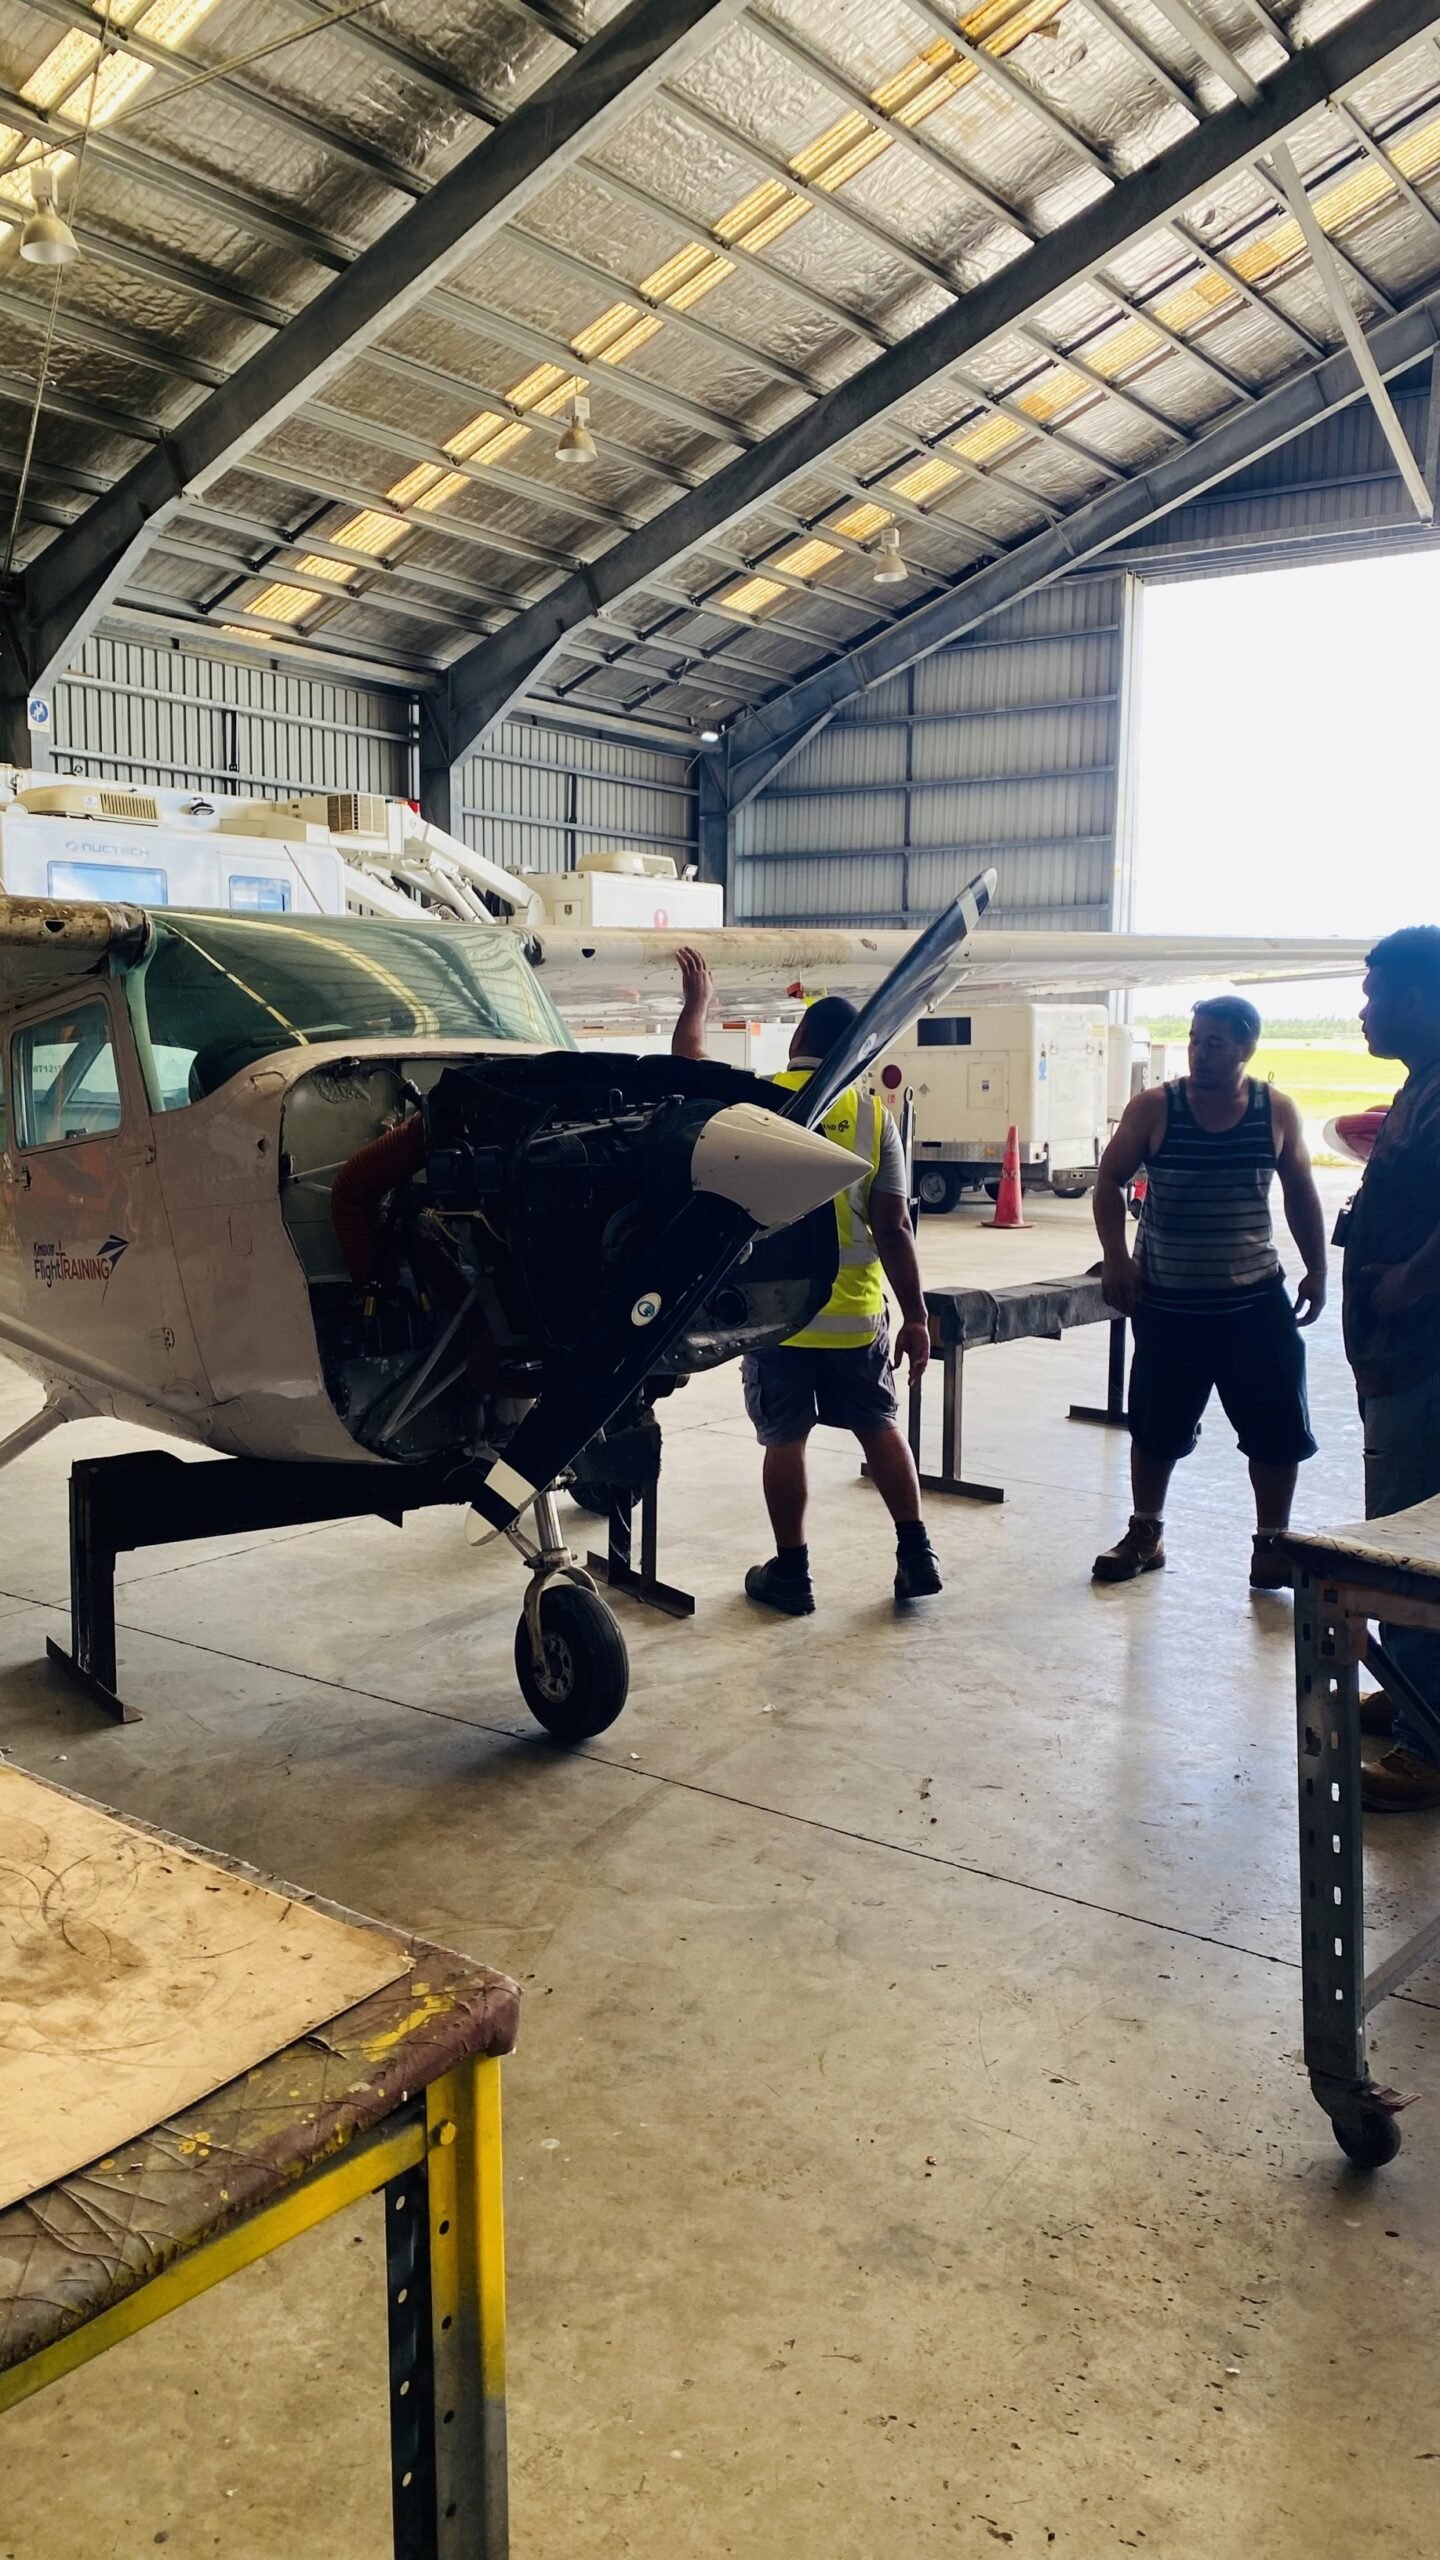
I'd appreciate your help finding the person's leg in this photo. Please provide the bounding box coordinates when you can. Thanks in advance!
[1248,1458,1298,1532]
[1214,1286,1316,1587]
[1131,1445,1178,1520]
[1363,1373,1440,1765]
[817,1335,940,1597]
[1094,1308,1205,1580]
[741,1350,818,1612]
[761,1440,810,1547]
[854,1421,921,1525]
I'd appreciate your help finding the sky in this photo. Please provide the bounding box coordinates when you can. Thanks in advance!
[1130,545,1440,1023]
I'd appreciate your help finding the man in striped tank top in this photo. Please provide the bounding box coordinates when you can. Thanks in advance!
[1090,996,1329,1588]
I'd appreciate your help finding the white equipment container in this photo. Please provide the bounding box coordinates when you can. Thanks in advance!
[1106,1021,1154,1125]
[1149,1038,1189,1087]
[0,776,349,916]
[522,852,722,934]
[880,1000,1109,1214]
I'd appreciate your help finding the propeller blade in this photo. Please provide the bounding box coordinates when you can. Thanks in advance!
[780,869,995,1130]
[472,1118,858,1531]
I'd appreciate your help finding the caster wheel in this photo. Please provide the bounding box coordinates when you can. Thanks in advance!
[1331,2107,1402,2169]
[515,1583,629,1744]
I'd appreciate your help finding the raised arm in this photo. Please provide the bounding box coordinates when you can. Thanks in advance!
[671,946,714,1062]
[1271,1089,1329,1325]
[1093,1087,1164,1316]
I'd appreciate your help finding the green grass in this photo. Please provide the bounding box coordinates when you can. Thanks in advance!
[1249,1040,1396,1155]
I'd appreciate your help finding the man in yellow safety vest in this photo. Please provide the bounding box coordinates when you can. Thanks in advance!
[674,949,941,1613]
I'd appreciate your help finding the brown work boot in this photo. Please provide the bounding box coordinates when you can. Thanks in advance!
[1359,1688,1395,1738]
[1092,1516,1165,1583]
[1361,1747,1440,1812]
[1250,1534,1291,1591]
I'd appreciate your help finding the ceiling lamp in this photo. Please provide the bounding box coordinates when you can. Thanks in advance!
[20,163,79,268]
[698,716,722,743]
[872,525,906,585]
[555,393,597,464]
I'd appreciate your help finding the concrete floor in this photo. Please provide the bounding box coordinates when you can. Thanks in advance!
[1,1181,1437,2560]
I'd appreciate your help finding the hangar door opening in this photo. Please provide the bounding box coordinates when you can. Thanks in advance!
[1129,548,1440,1143]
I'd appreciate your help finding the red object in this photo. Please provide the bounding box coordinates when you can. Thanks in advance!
[1328,1105,1388,1164]
[882,1063,903,1090]
[983,1124,1031,1230]
[330,1114,426,1282]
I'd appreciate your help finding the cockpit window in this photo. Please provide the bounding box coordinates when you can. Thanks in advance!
[124,910,572,1109]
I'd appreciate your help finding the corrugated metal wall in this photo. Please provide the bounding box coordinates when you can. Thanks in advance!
[733,575,1127,933]
[1111,379,1434,577]
[50,636,412,798]
[458,715,697,877]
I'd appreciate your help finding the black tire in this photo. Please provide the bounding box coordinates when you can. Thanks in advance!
[1331,2106,1402,2169]
[916,1167,957,1215]
[514,1583,629,1743]
[566,1472,611,1517]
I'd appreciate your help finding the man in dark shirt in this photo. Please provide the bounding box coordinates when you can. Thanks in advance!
[1342,926,1440,1810]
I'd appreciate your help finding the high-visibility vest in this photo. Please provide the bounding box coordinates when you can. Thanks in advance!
[772,1069,886,1349]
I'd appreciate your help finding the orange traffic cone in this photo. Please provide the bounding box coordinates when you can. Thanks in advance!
[983,1124,1031,1229]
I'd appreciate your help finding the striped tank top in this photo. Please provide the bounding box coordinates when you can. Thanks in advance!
[1137,1079,1281,1314]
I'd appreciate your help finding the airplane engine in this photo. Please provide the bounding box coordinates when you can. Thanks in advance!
[316,1051,848,1467]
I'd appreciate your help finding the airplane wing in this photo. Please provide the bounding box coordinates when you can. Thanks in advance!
[519,922,1370,1016]
[0,894,149,1005]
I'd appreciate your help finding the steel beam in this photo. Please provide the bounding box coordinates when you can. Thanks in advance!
[1267,139,1434,520]
[723,288,1440,806]
[15,0,747,701]
[430,0,1440,761]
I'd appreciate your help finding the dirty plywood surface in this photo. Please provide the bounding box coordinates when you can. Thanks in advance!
[1286,1493,1440,1583]
[0,1766,412,2211]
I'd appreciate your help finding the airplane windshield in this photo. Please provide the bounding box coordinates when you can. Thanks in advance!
[125,910,572,1109]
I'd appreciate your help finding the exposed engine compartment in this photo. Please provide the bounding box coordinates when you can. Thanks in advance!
[280,1051,839,1468]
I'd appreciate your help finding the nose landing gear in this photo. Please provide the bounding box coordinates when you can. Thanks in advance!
[488,1487,630,1743]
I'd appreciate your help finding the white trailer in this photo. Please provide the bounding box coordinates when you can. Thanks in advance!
[878,1000,1109,1215]
[1107,1021,1155,1126]
[0,776,351,915]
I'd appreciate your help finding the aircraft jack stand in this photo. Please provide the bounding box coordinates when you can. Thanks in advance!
[45,1449,467,1722]
[587,1476,695,1622]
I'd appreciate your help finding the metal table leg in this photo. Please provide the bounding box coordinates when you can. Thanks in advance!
[1069,1315,1130,1429]
[388,2064,510,2558]
[1294,1568,1403,2168]
[867,1339,1004,1502]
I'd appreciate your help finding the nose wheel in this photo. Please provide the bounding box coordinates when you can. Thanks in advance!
[489,1485,630,1743]
[514,1578,629,1742]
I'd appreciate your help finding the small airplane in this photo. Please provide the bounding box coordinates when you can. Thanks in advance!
[0,870,994,1742]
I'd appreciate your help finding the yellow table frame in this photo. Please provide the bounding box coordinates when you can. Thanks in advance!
[1,2058,508,2559]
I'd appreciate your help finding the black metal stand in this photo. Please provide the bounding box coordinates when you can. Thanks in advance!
[587,1477,695,1620]
[1068,1314,1130,1429]
[46,1450,472,1722]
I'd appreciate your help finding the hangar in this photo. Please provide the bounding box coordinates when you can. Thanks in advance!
[0,1,1437,2552]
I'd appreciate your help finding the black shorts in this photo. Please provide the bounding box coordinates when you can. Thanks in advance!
[741,1331,899,1447]
[1129,1283,1317,1467]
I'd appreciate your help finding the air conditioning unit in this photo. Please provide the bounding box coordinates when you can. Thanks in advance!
[297,792,391,843]
[19,784,161,825]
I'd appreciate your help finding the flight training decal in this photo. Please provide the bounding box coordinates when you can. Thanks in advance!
[33,1234,130,1288]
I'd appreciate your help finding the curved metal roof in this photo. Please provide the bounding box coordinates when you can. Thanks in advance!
[1,0,1438,751]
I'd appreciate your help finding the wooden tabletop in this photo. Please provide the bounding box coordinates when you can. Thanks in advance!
[1283,1494,1440,1599]
[0,1787,518,2376]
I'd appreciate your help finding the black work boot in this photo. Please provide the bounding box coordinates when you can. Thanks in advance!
[745,1557,815,1616]
[1092,1516,1165,1582]
[894,1530,942,1601]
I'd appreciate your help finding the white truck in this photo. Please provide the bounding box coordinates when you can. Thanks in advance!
[878,1000,1109,1214]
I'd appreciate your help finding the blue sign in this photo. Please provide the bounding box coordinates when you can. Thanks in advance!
[25,696,51,734]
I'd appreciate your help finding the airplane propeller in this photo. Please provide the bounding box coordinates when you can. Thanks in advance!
[470,869,996,1532]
